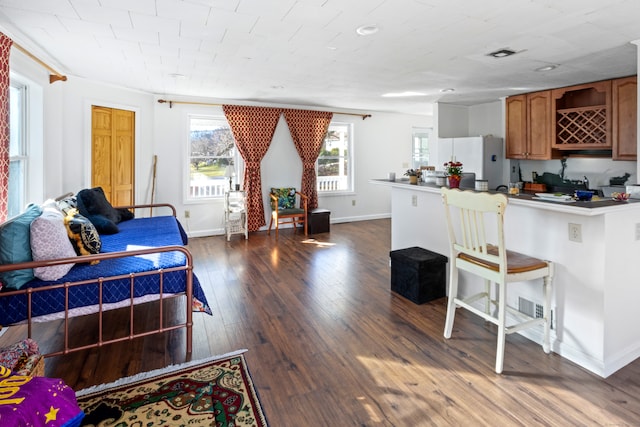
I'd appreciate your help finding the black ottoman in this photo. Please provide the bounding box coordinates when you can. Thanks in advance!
[390,247,448,304]
[308,208,330,234]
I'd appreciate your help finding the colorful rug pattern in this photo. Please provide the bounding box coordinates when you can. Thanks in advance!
[76,350,268,426]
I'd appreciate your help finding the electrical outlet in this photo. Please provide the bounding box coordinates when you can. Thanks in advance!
[402,162,409,168]
[411,195,418,207]
[636,223,640,241]
[568,223,581,242]
[352,199,356,206]
[184,210,190,219]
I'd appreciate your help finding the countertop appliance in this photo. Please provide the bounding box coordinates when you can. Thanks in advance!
[436,136,503,190]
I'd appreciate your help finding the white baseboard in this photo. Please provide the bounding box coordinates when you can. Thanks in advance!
[184,215,391,238]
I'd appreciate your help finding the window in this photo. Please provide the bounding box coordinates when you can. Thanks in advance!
[412,127,431,169]
[317,122,353,193]
[8,82,27,218]
[187,116,238,200]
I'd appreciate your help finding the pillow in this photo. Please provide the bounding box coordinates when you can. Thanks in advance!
[84,213,119,234]
[63,209,101,263]
[56,195,77,216]
[117,206,135,222]
[0,204,43,289]
[77,187,132,224]
[30,207,77,280]
[270,187,297,210]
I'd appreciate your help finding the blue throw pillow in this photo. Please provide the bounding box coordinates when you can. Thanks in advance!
[0,204,43,289]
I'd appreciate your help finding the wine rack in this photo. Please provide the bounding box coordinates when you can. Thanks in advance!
[556,105,607,146]
[552,81,612,150]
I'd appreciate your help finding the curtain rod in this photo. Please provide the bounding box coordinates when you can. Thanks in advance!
[12,42,67,84]
[157,99,372,120]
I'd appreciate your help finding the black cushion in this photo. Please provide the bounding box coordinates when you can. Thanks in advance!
[76,187,134,233]
[85,213,119,234]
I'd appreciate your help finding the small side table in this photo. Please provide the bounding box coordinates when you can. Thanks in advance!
[308,208,330,234]
[225,190,248,241]
[389,247,448,304]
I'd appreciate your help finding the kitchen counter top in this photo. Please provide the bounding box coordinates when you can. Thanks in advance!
[370,178,640,216]
[372,177,640,378]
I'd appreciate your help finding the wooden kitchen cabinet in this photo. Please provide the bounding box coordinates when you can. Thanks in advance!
[506,90,552,159]
[612,76,637,160]
[552,80,612,150]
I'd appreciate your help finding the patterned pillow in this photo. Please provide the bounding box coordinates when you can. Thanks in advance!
[63,209,101,263]
[56,195,77,215]
[270,187,297,210]
[30,207,77,280]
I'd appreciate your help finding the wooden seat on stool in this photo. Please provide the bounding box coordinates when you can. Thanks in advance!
[441,188,554,374]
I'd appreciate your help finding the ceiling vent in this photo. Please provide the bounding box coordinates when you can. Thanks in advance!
[487,48,517,58]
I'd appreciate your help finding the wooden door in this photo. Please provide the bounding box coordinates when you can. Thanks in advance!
[91,106,135,206]
[526,90,552,160]
[505,95,527,159]
[612,76,637,161]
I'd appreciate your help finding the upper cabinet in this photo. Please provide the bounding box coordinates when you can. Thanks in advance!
[506,76,637,160]
[506,90,552,159]
[552,81,612,150]
[612,76,637,161]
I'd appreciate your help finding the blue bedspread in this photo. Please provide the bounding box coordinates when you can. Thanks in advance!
[0,216,211,325]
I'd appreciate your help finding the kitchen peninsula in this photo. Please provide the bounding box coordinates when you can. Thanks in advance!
[371,178,640,377]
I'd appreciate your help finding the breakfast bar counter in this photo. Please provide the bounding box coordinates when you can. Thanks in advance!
[371,179,640,377]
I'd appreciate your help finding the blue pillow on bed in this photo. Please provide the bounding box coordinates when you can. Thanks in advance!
[0,204,43,289]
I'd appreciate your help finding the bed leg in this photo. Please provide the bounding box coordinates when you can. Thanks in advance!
[186,264,194,354]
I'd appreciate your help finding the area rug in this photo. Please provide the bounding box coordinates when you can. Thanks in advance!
[75,349,268,426]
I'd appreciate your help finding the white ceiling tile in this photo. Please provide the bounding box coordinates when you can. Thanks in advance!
[0,0,78,17]
[130,11,180,35]
[0,0,638,113]
[113,26,159,45]
[57,16,114,37]
[94,0,156,14]
[156,0,210,26]
[179,23,225,42]
[70,1,132,27]
[206,8,256,33]
[235,0,296,20]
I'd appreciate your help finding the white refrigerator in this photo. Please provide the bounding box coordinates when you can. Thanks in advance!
[435,136,504,190]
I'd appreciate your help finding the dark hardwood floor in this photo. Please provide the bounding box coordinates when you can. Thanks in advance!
[6,219,640,425]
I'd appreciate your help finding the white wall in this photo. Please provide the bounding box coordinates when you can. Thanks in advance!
[8,47,432,237]
[469,101,505,139]
[153,97,432,236]
[434,103,469,138]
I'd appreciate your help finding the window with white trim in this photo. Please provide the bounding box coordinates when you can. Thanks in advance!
[187,115,239,200]
[317,122,353,193]
[8,81,27,218]
[412,127,431,169]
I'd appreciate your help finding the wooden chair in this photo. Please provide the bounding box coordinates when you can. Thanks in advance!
[441,188,554,374]
[268,187,308,238]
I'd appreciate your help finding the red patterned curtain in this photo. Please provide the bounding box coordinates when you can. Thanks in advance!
[283,109,333,209]
[0,33,12,223]
[223,105,282,232]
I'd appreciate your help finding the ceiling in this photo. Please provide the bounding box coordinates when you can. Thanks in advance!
[0,0,638,115]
